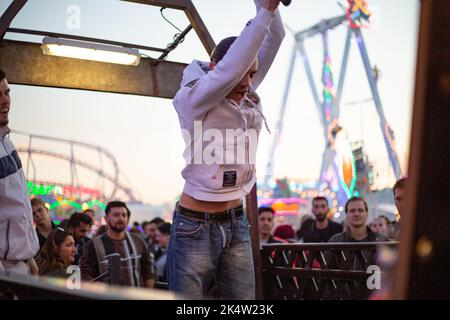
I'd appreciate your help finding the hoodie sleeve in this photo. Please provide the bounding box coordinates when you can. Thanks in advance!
[251,0,286,90]
[174,8,274,122]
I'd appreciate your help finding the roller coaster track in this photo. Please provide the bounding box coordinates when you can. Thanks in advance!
[12,130,138,201]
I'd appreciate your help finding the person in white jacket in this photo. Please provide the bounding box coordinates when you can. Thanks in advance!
[168,0,285,299]
[0,69,40,275]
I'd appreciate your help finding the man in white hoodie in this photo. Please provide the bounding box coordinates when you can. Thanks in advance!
[168,0,285,299]
[0,69,40,275]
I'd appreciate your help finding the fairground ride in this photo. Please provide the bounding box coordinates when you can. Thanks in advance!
[261,0,402,216]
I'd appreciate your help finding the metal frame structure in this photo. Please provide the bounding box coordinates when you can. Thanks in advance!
[12,130,138,202]
[264,9,402,207]
[0,0,215,99]
[261,242,398,300]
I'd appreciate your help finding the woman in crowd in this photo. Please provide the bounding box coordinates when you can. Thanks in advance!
[36,228,77,278]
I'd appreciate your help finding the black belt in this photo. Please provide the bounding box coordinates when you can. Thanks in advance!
[176,203,244,222]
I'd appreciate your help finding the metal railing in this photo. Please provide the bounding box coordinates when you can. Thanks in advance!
[0,270,179,300]
[261,242,398,300]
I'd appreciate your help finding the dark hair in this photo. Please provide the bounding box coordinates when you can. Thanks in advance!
[258,206,275,215]
[36,228,73,275]
[31,197,46,208]
[377,215,391,225]
[149,217,164,225]
[393,177,408,195]
[142,221,149,228]
[0,69,5,82]
[210,36,237,64]
[312,196,329,207]
[344,197,368,213]
[68,212,93,228]
[158,222,172,235]
[105,201,131,218]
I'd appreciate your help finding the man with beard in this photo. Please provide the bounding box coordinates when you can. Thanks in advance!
[300,197,343,243]
[80,201,155,288]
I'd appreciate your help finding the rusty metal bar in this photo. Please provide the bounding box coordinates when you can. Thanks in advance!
[122,0,215,55]
[262,242,398,251]
[158,24,193,60]
[0,39,186,98]
[7,28,166,53]
[0,0,28,40]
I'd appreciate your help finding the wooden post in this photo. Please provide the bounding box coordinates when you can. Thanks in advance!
[393,0,450,299]
[245,184,263,300]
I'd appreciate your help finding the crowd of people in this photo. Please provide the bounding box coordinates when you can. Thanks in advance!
[260,190,404,248]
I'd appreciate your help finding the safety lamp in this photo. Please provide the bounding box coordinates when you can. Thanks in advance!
[41,37,141,66]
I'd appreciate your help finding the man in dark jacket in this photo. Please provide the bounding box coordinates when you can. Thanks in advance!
[329,197,387,246]
[80,201,155,288]
[300,196,343,243]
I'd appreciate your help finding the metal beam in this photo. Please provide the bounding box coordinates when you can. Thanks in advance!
[8,28,166,53]
[295,15,347,42]
[0,0,28,40]
[122,0,215,55]
[0,39,186,98]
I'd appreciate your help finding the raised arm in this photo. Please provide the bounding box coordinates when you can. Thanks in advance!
[252,0,286,90]
[174,6,277,122]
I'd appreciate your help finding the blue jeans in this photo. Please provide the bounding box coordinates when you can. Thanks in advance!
[167,207,255,300]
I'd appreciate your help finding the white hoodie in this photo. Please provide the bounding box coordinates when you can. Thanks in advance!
[0,126,39,262]
[173,3,285,201]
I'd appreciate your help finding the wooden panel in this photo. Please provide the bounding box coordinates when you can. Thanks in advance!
[393,0,450,299]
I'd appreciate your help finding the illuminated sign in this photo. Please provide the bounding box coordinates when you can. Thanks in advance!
[28,181,103,198]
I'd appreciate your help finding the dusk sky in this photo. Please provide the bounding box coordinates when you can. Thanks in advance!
[1,0,420,205]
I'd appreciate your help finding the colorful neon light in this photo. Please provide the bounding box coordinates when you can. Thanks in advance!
[50,199,82,210]
[322,55,334,123]
[28,181,103,198]
[87,199,107,210]
[347,0,371,29]
[49,199,106,211]
[258,197,309,206]
[334,129,357,198]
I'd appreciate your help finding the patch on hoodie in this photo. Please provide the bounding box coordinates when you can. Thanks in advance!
[223,171,237,187]
[184,79,199,88]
